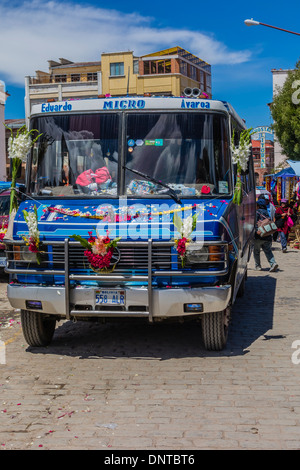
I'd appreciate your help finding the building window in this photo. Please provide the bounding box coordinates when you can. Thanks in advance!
[71,74,80,82]
[110,62,124,76]
[143,59,172,75]
[133,60,139,74]
[87,73,98,81]
[54,75,67,83]
[180,61,187,77]
[199,70,204,87]
[144,61,150,74]
[205,74,212,93]
[189,65,197,81]
[164,60,171,73]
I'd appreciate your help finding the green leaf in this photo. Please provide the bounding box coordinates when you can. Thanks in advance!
[71,234,91,249]
[110,237,121,248]
[191,212,199,232]
[173,212,182,234]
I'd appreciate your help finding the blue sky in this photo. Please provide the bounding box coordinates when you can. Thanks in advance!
[1,0,300,130]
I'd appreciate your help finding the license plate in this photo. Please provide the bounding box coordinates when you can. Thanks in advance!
[0,257,6,267]
[95,290,125,306]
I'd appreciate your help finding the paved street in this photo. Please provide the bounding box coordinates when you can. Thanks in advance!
[1,243,300,450]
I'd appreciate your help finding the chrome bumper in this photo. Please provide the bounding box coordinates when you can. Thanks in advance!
[7,283,232,319]
[6,238,231,320]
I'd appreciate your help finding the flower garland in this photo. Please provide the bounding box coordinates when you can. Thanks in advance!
[5,124,42,213]
[72,230,121,272]
[230,128,253,205]
[22,205,41,264]
[173,212,199,267]
[45,203,202,221]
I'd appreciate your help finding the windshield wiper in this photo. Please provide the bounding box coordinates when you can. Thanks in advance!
[123,166,182,205]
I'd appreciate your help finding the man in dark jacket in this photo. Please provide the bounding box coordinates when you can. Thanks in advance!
[253,199,278,272]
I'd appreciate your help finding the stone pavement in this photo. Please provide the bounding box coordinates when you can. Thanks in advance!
[0,243,300,450]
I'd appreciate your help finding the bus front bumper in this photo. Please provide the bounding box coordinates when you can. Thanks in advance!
[7,284,232,320]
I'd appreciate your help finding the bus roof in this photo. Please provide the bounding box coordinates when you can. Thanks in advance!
[30,96,246,129]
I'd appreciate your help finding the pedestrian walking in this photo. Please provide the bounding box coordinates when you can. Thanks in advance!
[275,199,297,252]
[258,193,276,220]
[253,199,278,272]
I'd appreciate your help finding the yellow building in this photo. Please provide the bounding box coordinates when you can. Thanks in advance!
[25,47,212,122]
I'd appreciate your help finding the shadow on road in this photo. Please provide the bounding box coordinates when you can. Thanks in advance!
[228,270,277,354]
[26,270,276,360]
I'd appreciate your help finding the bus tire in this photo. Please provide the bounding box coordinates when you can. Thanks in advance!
[201,307,231,351]
[21,310,56,347]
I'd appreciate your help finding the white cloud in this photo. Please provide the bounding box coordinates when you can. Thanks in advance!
[0,0,252,86]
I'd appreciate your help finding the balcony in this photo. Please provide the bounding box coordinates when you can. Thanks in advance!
[27,72,102,100]
[28,72,99,85]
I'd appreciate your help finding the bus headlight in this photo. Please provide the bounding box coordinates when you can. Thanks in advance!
[20,246,38,262]
[186,245,209,263]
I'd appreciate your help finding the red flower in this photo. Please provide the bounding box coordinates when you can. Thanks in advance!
[103,230,111,244]
[84,247,113,270]
[88,231,96,243]
[29,242,38,253]
[177,237,187,256]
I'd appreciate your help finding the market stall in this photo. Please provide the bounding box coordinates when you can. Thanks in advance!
[264,166,298,204]
[264,162,300,248]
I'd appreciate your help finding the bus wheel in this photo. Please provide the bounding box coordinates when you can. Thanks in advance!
[21,310,56,347]
[201,307,231,351]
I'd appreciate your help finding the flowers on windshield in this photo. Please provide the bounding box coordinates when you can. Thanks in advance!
[173,211,199,267]
[230,128,253,205]
[5,124,42,214]
[72,230,121,272]
[22,205,41,264]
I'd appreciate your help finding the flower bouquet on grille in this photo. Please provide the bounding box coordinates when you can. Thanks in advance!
[173,211,199,267]
[230,128,253,205]
[72,230,121,272]
[22,205,41,264]
[5,124,42,214]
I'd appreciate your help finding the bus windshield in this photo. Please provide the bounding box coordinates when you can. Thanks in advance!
[125,113,231,197]
[29,111,231,198]
[30,113,119,197]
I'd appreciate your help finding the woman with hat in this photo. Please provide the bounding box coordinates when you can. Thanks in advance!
[275,199,296,252]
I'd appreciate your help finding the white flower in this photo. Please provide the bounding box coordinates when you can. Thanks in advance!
[182,216,193,238]
[231,141,251,171]
[23,208,39,242]
[8,133,32,162]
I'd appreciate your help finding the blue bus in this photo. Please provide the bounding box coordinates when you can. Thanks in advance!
[5,96,256,350]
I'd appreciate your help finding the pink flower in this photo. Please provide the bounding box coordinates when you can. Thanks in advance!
[29,241,38,253]
[84,247,113,270]
[93,238,107,255]
[177,238,187,256]
[88,231,96,243]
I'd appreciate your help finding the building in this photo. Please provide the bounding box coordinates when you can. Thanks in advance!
[271,68,290,168]
[0,81,9,181]
[252,139,274,186]
[25,47,212,122]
